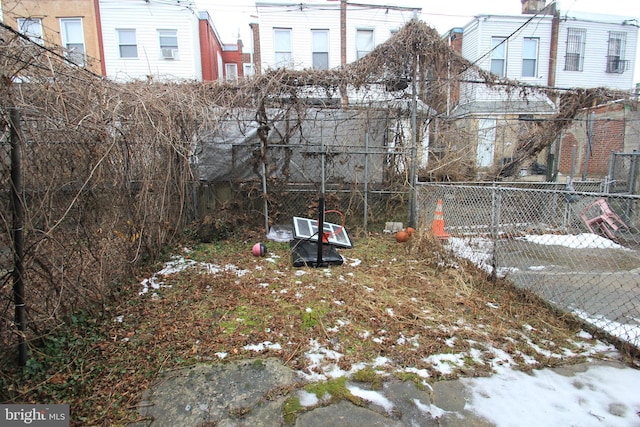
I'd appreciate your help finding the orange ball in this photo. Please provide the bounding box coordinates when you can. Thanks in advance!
[396,230,410,242]
[405,227,416,236]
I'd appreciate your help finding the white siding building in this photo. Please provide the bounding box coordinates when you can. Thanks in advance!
[254,2,420,71]
[99,0,203,82]
[555,12,638,90]
[450,5,638,172]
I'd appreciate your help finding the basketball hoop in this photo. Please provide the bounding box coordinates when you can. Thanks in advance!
[316,209,345,243]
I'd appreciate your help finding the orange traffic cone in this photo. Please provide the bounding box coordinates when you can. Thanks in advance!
[431,199,450,240]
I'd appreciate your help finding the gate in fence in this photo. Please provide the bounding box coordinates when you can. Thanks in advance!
[419,182,640,349]
[608,151,640,195]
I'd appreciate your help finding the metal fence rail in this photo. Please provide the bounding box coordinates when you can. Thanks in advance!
[419,183,640,349]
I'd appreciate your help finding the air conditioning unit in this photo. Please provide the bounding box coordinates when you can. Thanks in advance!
[161,48,176,60]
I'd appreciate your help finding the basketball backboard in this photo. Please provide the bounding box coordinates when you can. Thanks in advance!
[292,216,352,248]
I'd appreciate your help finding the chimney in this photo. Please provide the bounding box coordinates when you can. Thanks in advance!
[521,0,546,14]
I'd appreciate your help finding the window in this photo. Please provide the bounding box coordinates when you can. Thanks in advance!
[606,32,628,73]
[522,37,538,77]
[490,37,507,77]
[477,119,496,168]
[158,29,178,60]
[312,29,329,70]
[60,18,85,66]
[225,63,238,81]
[117,29,138,58]
[243,63,254,77]
[17,18,43,45]
[274,28,292,68]
[356,29,374,59]
[565,28,586,71]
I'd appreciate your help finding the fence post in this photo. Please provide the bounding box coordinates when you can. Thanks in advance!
[364,132,369,233]
[10,107,28,366]
[490,184,499,283]
[407,53,418,227]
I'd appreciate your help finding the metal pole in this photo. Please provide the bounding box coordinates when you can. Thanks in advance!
[570,144,577,182]
[10,107,27,366]
[364,132,369,233]
[582,111,594,180]
[261,142,269,233]
[316,196,325,267]
[408,53,418,227]
[320,126,326,195]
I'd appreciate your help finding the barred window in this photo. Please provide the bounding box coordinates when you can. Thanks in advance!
[565,28,586,71]
[606,31,628,74]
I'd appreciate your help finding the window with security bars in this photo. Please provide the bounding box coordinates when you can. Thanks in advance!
[564,28,586,71]
[606,31,628,74]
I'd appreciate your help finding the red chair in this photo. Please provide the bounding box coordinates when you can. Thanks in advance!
[580,198,628,240]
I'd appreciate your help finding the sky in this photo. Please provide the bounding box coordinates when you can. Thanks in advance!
[195,0,640,83]
[135,233,640,426]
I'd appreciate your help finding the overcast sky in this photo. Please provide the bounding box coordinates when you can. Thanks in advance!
[195,0,640,83]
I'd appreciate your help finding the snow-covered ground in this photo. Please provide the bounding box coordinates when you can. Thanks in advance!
[447,233,640,348]
[132,240,640,426]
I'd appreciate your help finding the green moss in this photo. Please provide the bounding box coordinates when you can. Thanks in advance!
[393,372,427,391]
[251,359,265,370]
[352,367,383,390]
[282,396,302,425]
[305,377,362,405]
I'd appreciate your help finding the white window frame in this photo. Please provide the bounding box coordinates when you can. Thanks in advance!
[17,18,44,45]
[243,63,254,77]
[225,63,238,81]
[60,18,86,66]
[311,29,329,70]
[477,119,496,168]
[490,37,507,78]
[274,28,292,68]
[565,28,586,72]
[158,29,179,60]
[117,29,138,59]
[522,37,538,78]
[356,28,374,59]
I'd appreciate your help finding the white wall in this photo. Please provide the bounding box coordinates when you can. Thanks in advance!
[462,14,553,86]
[99,0,202,82]
[256,2,418,71]
[555,15,638,90]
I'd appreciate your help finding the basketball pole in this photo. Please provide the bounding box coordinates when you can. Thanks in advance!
[317,127,326,267]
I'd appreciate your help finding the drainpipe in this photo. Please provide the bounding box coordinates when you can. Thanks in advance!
[548,9,559,88]
[94,0,107,76]
[340,0,347,66]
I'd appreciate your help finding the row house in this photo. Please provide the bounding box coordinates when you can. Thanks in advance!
[0,0,104,75]
[1,0,246,82]
[447,0,639,178]
[251,1,420,73]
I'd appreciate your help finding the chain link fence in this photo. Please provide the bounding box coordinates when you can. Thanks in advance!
[608,151,640,195]
[419,182,640,350]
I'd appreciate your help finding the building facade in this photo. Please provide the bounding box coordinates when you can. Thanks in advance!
[252,1,420,72]
[448,0,638,176]
[1,0,247,82]
[1,0,104,75]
